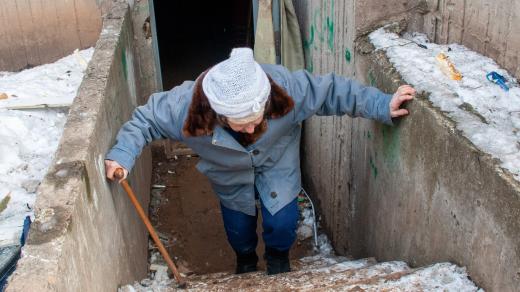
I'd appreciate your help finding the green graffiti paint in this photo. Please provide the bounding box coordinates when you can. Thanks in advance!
[345,49,351,63]
[369,156,378,179]
[303,17,316,72]
[306,58,314,73]
[367,131,372,139]
[326,17,334,50]
[326,0,334,50]
[121,48,128,80]
[303,26,315,50]
[381,125,400,166]
[306,0,334,53]
[367,70,376,86]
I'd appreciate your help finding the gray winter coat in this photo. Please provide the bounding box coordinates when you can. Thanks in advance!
[106,64,393,216]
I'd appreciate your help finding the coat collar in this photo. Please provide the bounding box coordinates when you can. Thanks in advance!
[182,70,295,140]
[211,126,248,152]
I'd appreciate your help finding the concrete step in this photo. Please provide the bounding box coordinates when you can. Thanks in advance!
[121,256,480,291]
[178,256,374,284]
[177,260,411,291]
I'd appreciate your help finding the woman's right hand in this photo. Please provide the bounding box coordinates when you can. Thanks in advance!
[105,160,128,183]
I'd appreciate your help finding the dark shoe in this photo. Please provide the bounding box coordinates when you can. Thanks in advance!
[236,251,258,274]
[264,247,290,275]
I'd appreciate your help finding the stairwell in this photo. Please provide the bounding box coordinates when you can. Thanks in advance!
[120,153,481,292]
[4,1,520,291]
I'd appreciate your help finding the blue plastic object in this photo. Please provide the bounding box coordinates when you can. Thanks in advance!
[0,216,31,291]
[487,71,509,91]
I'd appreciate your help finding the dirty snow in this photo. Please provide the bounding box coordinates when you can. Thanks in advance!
[119,250,175,292]
[0,48,93,109]
[0,48,92,247]
[369,27,520,180]
[367,262,483,292]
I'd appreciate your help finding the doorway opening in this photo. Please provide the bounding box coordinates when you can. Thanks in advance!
[153,0,255,90]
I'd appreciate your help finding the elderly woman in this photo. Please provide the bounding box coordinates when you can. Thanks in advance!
[105,48,415,275]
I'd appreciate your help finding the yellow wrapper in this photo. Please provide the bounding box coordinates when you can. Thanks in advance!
[436,53,463,80]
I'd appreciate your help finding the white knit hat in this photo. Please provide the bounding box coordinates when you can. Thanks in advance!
[202,48,271,124]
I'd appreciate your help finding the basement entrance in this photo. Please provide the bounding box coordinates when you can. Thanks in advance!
[149,146,314,274]
[148,0,311,275]
[153,0,254,90]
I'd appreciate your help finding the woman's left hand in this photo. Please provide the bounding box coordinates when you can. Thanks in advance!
[390,85,416,118]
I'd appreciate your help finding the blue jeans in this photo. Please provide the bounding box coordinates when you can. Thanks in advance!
[220,198,298,255]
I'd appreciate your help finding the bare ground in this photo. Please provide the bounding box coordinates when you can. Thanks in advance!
[149,145,313,275]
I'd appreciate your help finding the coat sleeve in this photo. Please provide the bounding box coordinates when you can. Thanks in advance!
[285,68,393,124]
[105,90,185,171]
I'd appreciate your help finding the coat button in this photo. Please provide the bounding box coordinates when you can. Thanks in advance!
[270,191,277,198]
[252,149,260,155]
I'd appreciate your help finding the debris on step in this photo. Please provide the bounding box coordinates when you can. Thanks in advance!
[149,264,170,282]
[119,250,176,292]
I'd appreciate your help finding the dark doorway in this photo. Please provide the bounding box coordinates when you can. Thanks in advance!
[153,1,254,90]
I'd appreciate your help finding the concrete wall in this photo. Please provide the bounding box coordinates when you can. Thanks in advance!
[128,0,160,102]
[0,0,102,71]
[294,0,423,257]
[6,2,153,291]
[297,1,520,291]
[349,42,520,291]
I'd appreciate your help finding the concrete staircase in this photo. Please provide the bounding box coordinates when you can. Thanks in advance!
[170,255,480,291]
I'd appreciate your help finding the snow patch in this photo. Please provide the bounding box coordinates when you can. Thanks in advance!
[0,48,94,109]
[369,27,520,180]
[0,48,92,247]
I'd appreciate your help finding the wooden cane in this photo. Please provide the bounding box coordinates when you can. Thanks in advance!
[114,168,186,288]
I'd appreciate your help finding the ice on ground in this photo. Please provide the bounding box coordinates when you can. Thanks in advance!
[369,27,520,180]
[361,262,483,292]
[0,48,92,247]
[0,48,94,109]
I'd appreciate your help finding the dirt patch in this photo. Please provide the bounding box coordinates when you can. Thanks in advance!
[150,145,312,275]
